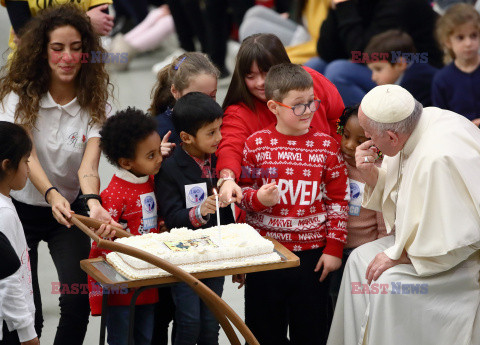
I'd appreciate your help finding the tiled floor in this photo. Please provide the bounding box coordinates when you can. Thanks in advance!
[0,9,244,345]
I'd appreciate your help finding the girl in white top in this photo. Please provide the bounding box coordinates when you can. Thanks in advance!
[0,121,37,345]
[0,5,117,344]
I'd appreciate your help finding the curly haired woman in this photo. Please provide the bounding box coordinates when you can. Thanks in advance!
[0,5,118,345]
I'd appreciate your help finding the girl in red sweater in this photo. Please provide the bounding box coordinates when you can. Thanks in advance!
[217,33,344,212]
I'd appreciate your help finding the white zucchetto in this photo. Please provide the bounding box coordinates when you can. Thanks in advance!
[361,85,415,123]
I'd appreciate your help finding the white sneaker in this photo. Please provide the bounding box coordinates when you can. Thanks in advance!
[151,48,186,75]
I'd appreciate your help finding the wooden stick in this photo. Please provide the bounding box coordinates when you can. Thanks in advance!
[72,214,132,238]
[72,216,259,345]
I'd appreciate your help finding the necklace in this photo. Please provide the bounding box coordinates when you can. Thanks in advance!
[393,150,404,231]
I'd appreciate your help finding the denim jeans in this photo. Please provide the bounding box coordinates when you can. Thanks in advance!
[12,199,91,345]
[304,57,376,106]
[106,304,155,345]
[171,277,225,345]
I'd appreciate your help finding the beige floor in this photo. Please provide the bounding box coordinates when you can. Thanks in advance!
[0,9,245,345]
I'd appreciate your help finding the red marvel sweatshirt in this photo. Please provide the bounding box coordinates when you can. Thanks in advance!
[238,124,349,258]
[217,66,344,179]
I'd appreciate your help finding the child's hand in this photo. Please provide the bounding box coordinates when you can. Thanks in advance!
[161,131,176,158]
[158,220,169,233]
[93,223,116,239]
[232,274,245,289]
[256,182,279,207]
[315,254,342,282]
[200,195,217,217]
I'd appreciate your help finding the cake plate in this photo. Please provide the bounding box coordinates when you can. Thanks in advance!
[72,214,299,345]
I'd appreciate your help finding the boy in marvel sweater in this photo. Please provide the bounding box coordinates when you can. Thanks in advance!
[239,63,349,345]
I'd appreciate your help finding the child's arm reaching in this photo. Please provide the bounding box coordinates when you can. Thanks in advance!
[156,167,216,229]
[256,182,279,207]
[237,139,279,211]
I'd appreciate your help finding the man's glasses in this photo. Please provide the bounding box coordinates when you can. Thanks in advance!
[272,99,321,116]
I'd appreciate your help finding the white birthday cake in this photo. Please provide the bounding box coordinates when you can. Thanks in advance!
[106,223,282,279]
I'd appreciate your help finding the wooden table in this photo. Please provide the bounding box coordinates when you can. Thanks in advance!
[80,238,299,345]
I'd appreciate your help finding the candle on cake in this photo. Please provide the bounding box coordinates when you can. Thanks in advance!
[213,188,222,245]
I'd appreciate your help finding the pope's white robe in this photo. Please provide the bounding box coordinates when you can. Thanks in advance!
[328,108,480,345]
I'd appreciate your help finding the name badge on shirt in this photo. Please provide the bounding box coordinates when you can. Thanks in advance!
[348,179,365,216]
[185,183,207,208]
[140,192,157,232]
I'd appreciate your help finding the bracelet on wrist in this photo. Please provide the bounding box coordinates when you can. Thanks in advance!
[44,187,59,204]
[217,176,235,189]
[79,194,102,209]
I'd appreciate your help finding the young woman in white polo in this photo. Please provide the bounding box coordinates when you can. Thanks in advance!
[0,5,117,344]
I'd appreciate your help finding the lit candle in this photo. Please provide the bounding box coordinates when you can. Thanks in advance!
[213,188,221,245]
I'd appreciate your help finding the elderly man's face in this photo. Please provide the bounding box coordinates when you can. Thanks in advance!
[358,106,400,157]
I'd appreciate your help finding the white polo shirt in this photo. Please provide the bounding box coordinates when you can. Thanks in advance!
[0,92,103,206]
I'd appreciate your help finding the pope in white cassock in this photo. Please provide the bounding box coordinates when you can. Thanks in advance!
[327,85,480,345]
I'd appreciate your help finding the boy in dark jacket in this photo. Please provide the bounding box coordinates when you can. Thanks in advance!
[155,92,234,345]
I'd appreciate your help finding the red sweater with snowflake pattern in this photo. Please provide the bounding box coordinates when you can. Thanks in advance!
[217,66,344,179]
[88,170,161,316]
[239,124,349,258]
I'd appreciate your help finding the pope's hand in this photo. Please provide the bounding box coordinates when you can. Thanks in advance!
[355,140,379,188]
[365,251,411,285]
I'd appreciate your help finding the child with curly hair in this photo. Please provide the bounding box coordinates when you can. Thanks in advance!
[88,108,164,345]
[329,105,387,303]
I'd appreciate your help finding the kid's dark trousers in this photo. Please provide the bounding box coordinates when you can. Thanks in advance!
[245,247,332,345]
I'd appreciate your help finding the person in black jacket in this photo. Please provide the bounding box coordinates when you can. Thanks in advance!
[304,0,443,106]
[155,92,234,345]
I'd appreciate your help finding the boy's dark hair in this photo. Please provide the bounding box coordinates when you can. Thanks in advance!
[0,121,32,179]
[336,104,360,135]
[172,92,223,136]
[265,63,313,102]
[100,107,157,167]
[364,30,416,65]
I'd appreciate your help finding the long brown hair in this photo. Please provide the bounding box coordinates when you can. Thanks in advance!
[0,4,113,129]
[436,3,480,61]
[149,52,219,115]
[222,33,290,111]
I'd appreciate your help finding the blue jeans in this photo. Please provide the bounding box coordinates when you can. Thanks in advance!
[172,277,225,345]
[305,57,376,106]
[106,304,155,345]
